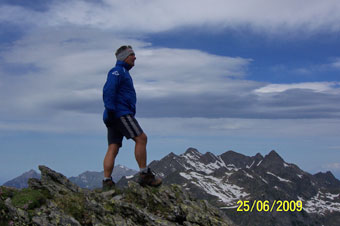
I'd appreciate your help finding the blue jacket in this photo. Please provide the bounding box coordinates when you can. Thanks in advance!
[103,61,136,123]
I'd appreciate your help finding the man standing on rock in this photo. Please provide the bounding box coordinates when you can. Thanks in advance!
[102,45,162,190]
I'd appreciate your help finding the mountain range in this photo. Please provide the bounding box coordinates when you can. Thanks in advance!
[3,165,137,189]
[118,148,340,226]
[3,148,340,225]
[69,165,137,189]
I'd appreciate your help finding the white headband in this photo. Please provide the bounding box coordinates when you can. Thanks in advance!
[116,48,135,61]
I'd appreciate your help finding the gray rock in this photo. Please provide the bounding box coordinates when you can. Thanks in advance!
[0,166,235,226]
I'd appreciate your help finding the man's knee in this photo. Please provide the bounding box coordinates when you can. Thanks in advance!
[134,132,147,144]
[108,144,120,156]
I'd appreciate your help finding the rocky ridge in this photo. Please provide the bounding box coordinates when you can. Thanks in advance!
[0,165,235,226]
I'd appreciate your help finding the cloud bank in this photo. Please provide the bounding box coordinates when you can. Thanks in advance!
[2,0,340,34]
[1,0,340,133]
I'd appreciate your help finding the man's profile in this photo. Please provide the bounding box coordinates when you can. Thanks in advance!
[102,45,162,190]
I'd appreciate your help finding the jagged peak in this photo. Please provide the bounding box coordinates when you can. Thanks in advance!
[254,153,264,159]
[314,171,338,180]
[219,150,248,161]
[264,150,284,162]
[221,150,246,157]
[183,148,202,157]
[167,152,178,158]
[224,150,237,154]
[158,152,178,162]
[313,171,340,188]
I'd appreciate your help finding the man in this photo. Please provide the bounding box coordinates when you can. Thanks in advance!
[102,45,162,190]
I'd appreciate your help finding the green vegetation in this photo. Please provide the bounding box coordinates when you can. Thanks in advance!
[0,186,18,200]
[11,188,50,210]
[55,192,91,225]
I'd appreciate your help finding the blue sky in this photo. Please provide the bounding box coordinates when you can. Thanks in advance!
[1,0,340,184]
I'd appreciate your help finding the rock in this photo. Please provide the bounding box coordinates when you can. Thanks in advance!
[101,189,116,199]
[0,166,235,226]
[38,165,81,194]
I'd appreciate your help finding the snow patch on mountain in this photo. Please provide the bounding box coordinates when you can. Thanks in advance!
[259,176,268,184]
[283,162,290,168]
[246,160,255,169]
[180,171,249,204]
[304,191,340,215]
[243,171,254,179]
[181,151,228,174]
[226,164,240,171]
[266,171,292,183]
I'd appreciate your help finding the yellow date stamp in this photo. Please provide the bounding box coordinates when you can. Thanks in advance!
[237,200,303,212]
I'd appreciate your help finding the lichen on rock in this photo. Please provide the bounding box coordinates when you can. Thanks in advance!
[0,165,236,226]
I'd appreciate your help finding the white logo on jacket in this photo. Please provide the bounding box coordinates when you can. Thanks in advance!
[112,71,119,76]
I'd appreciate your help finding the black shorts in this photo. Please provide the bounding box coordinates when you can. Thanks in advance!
[106,114,143,147]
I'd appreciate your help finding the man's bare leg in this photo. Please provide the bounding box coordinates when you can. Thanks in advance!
[134,132,162,187]
[133,132,147,169]
[103,143,120,178]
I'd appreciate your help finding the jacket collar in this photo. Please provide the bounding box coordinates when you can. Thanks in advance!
[116,60,133,71]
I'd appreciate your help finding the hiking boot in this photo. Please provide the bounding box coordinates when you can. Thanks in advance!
[138,168,162,187]
[102,178,115,191]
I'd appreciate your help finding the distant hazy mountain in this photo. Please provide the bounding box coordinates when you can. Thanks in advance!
[69,165,137,189]
[4,165,137,190]
[118,148,340,226]
[3,170,41,189]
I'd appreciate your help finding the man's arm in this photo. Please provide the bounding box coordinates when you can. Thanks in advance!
[103,70,121,117]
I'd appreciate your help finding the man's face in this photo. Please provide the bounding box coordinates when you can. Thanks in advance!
[124,53,136,67]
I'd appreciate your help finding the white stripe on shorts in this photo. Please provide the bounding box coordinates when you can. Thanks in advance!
[120,116,135,138]
[126,115,142,135]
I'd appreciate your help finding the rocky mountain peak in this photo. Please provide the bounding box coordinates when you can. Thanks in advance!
[314,171,340,189]
[220,150,253,168]
[254,153,264,160]
[0,165,235,225]
[183,147,202,158]
[3,169,40,189]
[265,150,284,161]
[259,150,285,170]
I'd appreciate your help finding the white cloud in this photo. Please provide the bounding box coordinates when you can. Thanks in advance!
[140,117,340,138]
[1,25,340,134]
[255,82,340,94]
[1,1,340,133]
[323,163,340,171]
[0,26,253,127]
[331,58,340,69]
[134,48,252,98]
[2,0,340,34]
[0,112,102,134]
[0,5,44,25]
[55,0,340,34]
